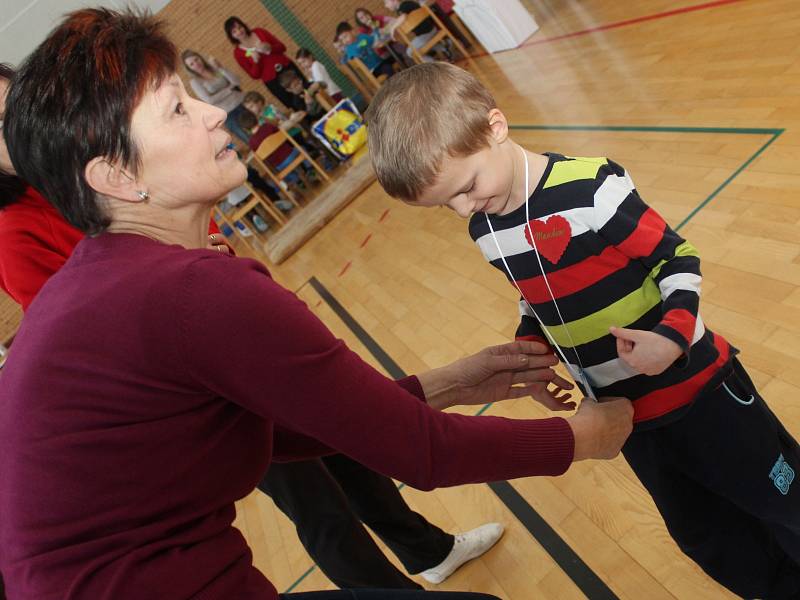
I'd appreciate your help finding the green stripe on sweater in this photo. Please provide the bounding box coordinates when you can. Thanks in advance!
[543,278,662,347]
[649,240,699,281]
[543,157,608,189]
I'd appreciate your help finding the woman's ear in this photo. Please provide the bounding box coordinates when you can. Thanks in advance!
[487,108,509,145]
[84,157,144,203]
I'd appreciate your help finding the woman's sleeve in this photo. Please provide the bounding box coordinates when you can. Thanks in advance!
[233,46,262,79]
[218,66,242,88]
[189,77,229,106]
[176,257,574,490]
[256,28,287,54]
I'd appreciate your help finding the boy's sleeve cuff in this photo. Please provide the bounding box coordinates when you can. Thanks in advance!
[652,323,691,367]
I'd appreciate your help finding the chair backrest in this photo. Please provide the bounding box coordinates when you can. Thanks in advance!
[314,88,336,112]
[397,7,434,37]
[254,130,290,162]
[347,58,383,90]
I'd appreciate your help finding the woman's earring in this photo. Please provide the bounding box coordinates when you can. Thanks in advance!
[137,190,150,201]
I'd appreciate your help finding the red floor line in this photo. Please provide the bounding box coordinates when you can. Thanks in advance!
[338,261,352,277]
[315,300,322,308]
[378,209,390,223]
[524,0,745,47]
[457,0,744,62]
[359,233,373,249]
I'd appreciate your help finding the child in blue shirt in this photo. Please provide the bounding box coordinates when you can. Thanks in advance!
[336,21,395,79]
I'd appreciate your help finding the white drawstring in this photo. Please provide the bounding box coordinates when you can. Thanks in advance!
[485,148,596,399]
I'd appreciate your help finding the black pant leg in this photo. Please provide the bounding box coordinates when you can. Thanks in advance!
[623,360,800,599]
[246,167,280,202]
[258,460,421,590]
[265,77,298,113]
[322,454,454,574]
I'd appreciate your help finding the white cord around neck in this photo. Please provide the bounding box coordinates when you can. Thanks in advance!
[484,148,596,399]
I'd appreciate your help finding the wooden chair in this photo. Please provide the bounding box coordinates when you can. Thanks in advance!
[213,185,287,256]
[312,87,337,112]
[341,61,375,102]
[394,5,474,67]
[248,129,330,203]
[347,57,388,97]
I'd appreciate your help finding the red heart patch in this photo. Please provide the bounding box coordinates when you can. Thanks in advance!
[524,215,571,264]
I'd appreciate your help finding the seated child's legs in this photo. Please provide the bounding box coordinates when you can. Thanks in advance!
[372,59,396,79]
[407,31,437,62]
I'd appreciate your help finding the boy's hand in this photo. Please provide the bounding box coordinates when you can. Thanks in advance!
[530,382,575,412]
[610,327,683,376]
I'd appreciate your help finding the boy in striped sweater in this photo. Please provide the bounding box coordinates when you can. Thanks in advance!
[366,63,800,597]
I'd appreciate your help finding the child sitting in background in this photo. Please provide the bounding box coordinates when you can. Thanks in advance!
[242,90,288,126]
[277,69,326,124]
[295,48,344,103]
[242,90,325,159]
[336,21,395,79]
[238,108,316,185]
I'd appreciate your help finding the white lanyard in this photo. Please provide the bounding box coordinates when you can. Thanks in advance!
[484,148,597,400]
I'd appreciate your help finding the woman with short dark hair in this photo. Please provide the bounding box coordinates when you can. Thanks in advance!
[0,8,631,600]
[224,15,305,110]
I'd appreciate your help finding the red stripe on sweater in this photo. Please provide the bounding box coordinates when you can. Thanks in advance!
[633,332,730,423]
[517,245,630,303]
[660,308,696,344]
[615,208,666,259]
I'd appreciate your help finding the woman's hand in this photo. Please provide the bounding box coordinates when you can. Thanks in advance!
[417,341,574,411]
[208,233,230,254]
[258,41,272,54]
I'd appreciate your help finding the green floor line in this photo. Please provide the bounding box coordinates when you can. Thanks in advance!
[509,124,783,135]
[674,131,783,230]
[283,564,317,594]
[284,122,785,594]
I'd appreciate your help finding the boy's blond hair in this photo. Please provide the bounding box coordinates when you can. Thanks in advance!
[365,62,496,201]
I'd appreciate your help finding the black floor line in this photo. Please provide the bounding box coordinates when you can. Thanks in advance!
[306,275,619,599]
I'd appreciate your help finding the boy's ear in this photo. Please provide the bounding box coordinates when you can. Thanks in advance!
[487,108,509,145]
[84,157,142,203]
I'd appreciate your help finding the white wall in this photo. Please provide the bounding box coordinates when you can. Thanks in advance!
[1,0,171,67]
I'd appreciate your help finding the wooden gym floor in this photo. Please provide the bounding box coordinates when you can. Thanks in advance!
[233,0,800,597]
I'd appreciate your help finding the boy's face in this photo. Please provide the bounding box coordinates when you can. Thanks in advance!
[287,79,304,94]
[411,110,516,218]
[339,30,355,46]
[243,99,263,115]
[384,0,400,11]
[297,56,313,70]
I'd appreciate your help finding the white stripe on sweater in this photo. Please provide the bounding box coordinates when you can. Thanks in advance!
[659,272,702,299]
[475,206,595,262]
[594,173,635,231]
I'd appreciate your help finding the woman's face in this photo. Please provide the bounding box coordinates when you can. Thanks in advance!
[230,22,247,42]
[184,55,205,74]
[129,74,246,208]
[0,77,14,175]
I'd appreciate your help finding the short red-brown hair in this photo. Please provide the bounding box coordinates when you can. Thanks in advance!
[5,8,176,234]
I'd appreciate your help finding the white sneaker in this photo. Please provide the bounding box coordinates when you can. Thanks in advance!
[420,523,504,584]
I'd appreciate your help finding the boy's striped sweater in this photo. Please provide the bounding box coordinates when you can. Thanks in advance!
[468,153,734,426]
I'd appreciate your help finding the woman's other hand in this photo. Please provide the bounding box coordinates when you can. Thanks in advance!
[417,341,573,410]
